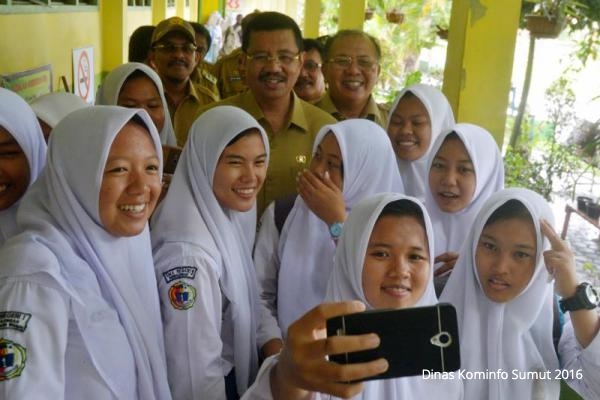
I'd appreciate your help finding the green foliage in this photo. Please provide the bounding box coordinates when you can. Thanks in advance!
[521,0,600,63]
[504,76,588,201]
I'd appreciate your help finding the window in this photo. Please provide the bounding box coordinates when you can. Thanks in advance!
[0,0,98,9]
[127,0,151,6]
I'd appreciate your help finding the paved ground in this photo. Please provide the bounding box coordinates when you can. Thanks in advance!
[551,197,600,287]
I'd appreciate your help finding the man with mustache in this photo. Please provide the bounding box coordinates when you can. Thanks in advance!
[150,17,217,146]
[316,30,388,128]
[199,12,335,216]
[294,38,327,104]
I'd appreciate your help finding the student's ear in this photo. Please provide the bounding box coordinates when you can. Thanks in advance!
[148,51,158,71]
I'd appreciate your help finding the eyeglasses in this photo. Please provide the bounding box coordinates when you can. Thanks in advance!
[246,52,301,66]
[327,55,378,70]
[153,43,197,55]
[303,60,322,72]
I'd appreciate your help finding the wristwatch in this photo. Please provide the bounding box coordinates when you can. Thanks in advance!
[329,221,344,239]
[559,282,599,312]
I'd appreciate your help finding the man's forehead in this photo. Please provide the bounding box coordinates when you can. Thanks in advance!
[329,35,376,54]
[247,29,297,48]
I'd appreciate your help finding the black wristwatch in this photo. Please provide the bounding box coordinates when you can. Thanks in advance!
[559,282,599,312]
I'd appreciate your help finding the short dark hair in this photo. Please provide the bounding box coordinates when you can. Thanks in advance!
[378,199,426,233]
[129,113,152,134]
[242,11,303,53]
[324,30,381,61]
[484,199,533,228]
[128,25,155,63]
[189,21,212,51]
[226,128,262,146]
[303,38,324,60]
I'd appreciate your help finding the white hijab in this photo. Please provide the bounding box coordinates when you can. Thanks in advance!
[440,188,560,400]
[277,119,405,335]
[0,106,171,399]
[29,91,89,129]
[325,193,463,399]
[95,62,177,146]
[386,84,455,202]
[150,105,269,394]
[424,123,505,262]
[0,88,47,246]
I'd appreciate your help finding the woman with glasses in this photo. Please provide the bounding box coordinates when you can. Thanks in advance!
[0,106,170,399]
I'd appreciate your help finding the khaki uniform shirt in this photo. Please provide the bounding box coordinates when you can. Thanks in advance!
[191,61,220,102]
[315,92,389,128]
[167,80,216,147]
[212,48,248,99]
[200,90,336,215]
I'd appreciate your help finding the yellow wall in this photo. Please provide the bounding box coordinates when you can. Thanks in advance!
[443,0,521,145]
[0,11,102,93]
[126,8,153,38]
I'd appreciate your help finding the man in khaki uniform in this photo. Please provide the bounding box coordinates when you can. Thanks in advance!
[199,12,335,216]
[150,17,215,146]
[316,30,388,127]
[211,47,248,99]
[189,21,220,102]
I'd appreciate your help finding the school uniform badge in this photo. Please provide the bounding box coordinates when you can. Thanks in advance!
[0,338,27,381]
[168,281,197,310]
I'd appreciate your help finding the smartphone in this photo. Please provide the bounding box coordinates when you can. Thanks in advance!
[326,303,460,381]
[162,145,182,175]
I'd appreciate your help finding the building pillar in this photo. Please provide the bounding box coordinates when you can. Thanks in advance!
[303,0,320,38]
[100,0,127,72]
[442,0,521,146]
[152,0,168,24]
[199,0,220,23]
[338,0,365,30]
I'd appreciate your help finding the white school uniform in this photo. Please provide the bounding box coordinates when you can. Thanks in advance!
[440,188,600,400]
[151,106,269,399]
[0,106,171,399]
[0,88,47,246]
[95,62,177,146]
[244,193,463,399]
[424,123,504,269]
[387,84,455,202]
[254,119,404,337]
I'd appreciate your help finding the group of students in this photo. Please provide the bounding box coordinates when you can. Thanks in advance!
[0,69,599,400]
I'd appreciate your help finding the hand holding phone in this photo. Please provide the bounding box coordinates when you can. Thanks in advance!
[326,303,460,381]
[272,301,389,400]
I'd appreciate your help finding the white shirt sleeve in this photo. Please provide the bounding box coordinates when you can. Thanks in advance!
[155,242,227,400]
[254,202,284,344]
[0,278,69,398]
[558,316,600,399]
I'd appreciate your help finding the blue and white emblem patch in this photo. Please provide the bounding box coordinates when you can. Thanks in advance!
[168,281,197,310]
[0,337,27,381]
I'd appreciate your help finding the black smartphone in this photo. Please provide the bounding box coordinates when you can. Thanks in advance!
[162,145,182,175]
[326,303,460,381]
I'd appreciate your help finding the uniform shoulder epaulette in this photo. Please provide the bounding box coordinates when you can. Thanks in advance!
[201,69,217,84]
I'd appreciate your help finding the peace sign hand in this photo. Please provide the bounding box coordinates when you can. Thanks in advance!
[540,219,579,298]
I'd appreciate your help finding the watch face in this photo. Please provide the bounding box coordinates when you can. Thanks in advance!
[585,285,599,305]
[330,222,343,238]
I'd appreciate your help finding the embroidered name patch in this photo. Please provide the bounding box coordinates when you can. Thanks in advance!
[162,266,198,284]
[168,281,197,310]
[0,338,27,381]
[0,312,31,332]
